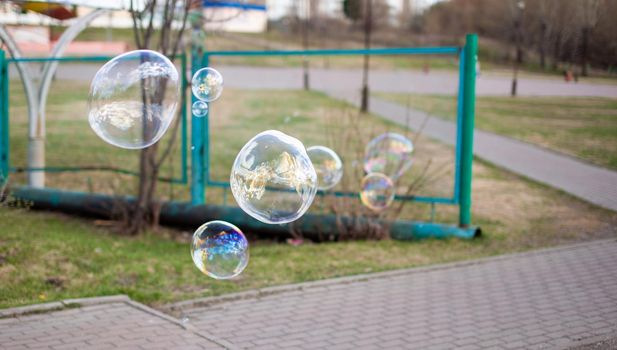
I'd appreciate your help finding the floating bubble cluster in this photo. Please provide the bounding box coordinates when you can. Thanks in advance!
[191,220,249,280]
[364,133,414,180]
[192,100,209,117]
[360,173,395,211]
[88,50,180,149]
[307,146,343,190]
[191,67,223,102]
[230,130,317,224]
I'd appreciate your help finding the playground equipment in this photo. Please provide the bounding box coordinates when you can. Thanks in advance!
[0,34,480,240]
[0,8,107,187]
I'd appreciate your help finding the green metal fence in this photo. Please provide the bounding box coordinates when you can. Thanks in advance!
[191,34,478,227]
[0,34,478,229]
[0,53,189,188]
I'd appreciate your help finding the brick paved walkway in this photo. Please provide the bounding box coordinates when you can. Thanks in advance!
[0,296,233,350]
[167,239,617,350]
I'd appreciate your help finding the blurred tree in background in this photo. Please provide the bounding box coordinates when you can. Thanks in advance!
[422,0,617,74]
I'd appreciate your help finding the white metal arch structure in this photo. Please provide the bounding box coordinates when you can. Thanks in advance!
[0,8,106,187]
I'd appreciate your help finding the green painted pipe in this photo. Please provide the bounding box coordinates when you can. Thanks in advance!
[459,34,478,227]
[11,186,480,240]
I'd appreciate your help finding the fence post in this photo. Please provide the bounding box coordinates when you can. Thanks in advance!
[190,48,206,205]
[180,53,188,184]
[0,50,8,184]
[459,34,478,227]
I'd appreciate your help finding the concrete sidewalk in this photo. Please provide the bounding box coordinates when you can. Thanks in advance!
[2,240,617,349]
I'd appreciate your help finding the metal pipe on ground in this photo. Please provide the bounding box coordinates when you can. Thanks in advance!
[11,186,480,241]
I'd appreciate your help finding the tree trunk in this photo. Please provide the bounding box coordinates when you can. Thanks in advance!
[302,2,310,91]
[123,0,190,235]
[551,31,562,70]
[129,144,160,234]
[516,44,523,65]
[581,26,590,76]
[360,0,372,113]
[127,66,169,235]
[539,22,547,69]
[511,71,518,97]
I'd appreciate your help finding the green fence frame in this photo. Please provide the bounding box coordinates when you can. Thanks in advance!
[0,53,189,185]
[191,34,478,227]
[0,34,478,230]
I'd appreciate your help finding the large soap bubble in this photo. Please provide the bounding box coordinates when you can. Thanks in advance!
[364,133,414,180]
[307,146,343,190]
[360,173,395,211]
[191,67,223,102]
[191,220,249,280]
[88,50,180,149]
[230,130,317,224]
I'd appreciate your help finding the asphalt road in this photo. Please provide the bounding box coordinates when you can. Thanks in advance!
[10,63,617,98]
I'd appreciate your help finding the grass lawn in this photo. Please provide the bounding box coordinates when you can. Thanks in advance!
[3,77,617,309]
[377,93,617,170]
[1,178,615,310]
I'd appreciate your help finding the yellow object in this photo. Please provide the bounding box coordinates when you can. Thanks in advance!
[20,1,76,20]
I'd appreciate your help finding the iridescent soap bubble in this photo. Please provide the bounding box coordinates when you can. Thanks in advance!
[191,67,223,102]
[191,220,249,280]
[230,130,317,224]
[88,50,180,149]
[364,133,414,180]
[360,173,395,211]
[307,146,343,190]
[192,100,209,117]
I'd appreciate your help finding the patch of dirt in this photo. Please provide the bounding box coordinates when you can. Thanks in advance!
[45,277,66,289]
[0,264,16,279]
[115,273,138,287]
[471,160,617,243]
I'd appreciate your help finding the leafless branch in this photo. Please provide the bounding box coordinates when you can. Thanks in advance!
[171,0,191,58]
[130,0,143,48]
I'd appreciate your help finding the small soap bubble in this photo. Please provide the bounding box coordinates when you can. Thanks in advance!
[230,130,317,224]
[191,67,223,102]
[364,133,414,180]
[307,146,343,190]
[360,173,395,211]
[191,221,249,280]
[88,50,180,149]
[192,100,209,117]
